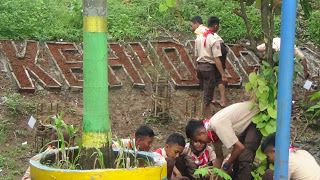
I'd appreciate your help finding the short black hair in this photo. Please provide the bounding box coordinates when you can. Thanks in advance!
[190,16,203,24]
[166,133,186,147]
[186,119,205,139]
[135,125,155,138]
[207,16,220,27]
[261,133,276,153]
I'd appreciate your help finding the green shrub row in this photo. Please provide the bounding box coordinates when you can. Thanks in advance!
[0,0,82,41]
[0,0,318,45]
[306,10,320,45]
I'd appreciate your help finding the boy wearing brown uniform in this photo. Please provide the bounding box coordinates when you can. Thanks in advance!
[257,37,309,79]
[112,125,155,152]
[195,16,227,118]
[186,101,262,180]
[154,133,189,180]
[261,133,320,180]
[190,16,208,37]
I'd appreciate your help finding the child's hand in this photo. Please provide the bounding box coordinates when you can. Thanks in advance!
[198,164,208,169]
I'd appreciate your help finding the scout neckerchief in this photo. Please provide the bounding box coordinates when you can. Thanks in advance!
[154,148,163,155]
[129,137,136,150]
[190,148,210,166]
[202,119,219,143]
[203,29,213,47]
[289,147,298,152]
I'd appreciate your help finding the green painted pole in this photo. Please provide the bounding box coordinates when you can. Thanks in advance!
[82,0,110,148]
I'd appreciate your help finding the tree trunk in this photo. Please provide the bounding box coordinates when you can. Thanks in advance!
[261,0,273,65]
[234,0,263,59]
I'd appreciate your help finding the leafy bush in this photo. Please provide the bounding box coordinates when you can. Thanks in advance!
[5,92,35,115]
[306,10,320,45]
[0,0,82,41]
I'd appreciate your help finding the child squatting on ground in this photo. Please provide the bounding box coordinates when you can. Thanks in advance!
[261,133,320,180]
[186,101,262,180]
[112,125,155,152]
[154,133,190,180]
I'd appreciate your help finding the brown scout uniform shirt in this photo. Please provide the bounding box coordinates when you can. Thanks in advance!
[208,101,259,148]
[195,32,224,64]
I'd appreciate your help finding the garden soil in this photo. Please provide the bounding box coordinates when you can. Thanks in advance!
[0,38,320,179]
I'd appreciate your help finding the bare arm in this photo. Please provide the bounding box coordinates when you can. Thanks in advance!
[301,56,309,79]
[214,57,227,82]
[225,141,245,166]
[212,141,224,169]
[172,165,182,178]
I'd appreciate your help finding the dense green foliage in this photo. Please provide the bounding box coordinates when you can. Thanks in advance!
[306,10,320,45]
[0,0,319,44]
[108,0,281,42]
[0,0,82,41]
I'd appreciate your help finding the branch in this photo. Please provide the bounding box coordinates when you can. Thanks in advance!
[272,0,281,12]
[233,9,245,19]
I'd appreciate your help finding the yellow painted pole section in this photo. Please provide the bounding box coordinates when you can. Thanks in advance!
[30,164,167,180]
[82,132,110,149]
[83,16,108,32]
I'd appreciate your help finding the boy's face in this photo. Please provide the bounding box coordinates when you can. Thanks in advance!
[165,144,185,159]
[264,147,275,163]
[136,136,154,151]
[192,128,211,144]
[192,140,206,152]
[190,22,199,31]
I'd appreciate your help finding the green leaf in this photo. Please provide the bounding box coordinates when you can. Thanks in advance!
[256,165,266,174]
[267,107,277,119]
[257,122,266,128]
[262,60,270,67]
[159,3,168,12]
[245,82,253,92]
[246,0,255,6]
[307,104,320,112]
[166,0,176,8]
[263,69,271,75]
[294,64,304,73]
[269,163,274,170]
[262,114,270,121]
[212,168,232,180]
[258,85,265,93]
[194,166,210,176]
[249,72,258,84]
[254,0,261,8]
[249,102,255,110]
[310,91,320,102]
[259,100,268,111]
[256,146,267,160]
[269,119,276,126]
[260,127,268,136]
[257,78,267,86]
[265,123,276,134]
[273,66,279,72]
[311,109,320,120]
[294,56,301,62]
[273,52,280,62]
[252,114,262,124]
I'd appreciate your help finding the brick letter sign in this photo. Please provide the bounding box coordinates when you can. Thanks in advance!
[0,40,61,92]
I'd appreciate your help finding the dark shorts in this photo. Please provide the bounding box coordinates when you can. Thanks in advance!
[196,62,216,106]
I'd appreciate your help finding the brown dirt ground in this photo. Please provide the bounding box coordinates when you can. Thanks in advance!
[0,37,320,179]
